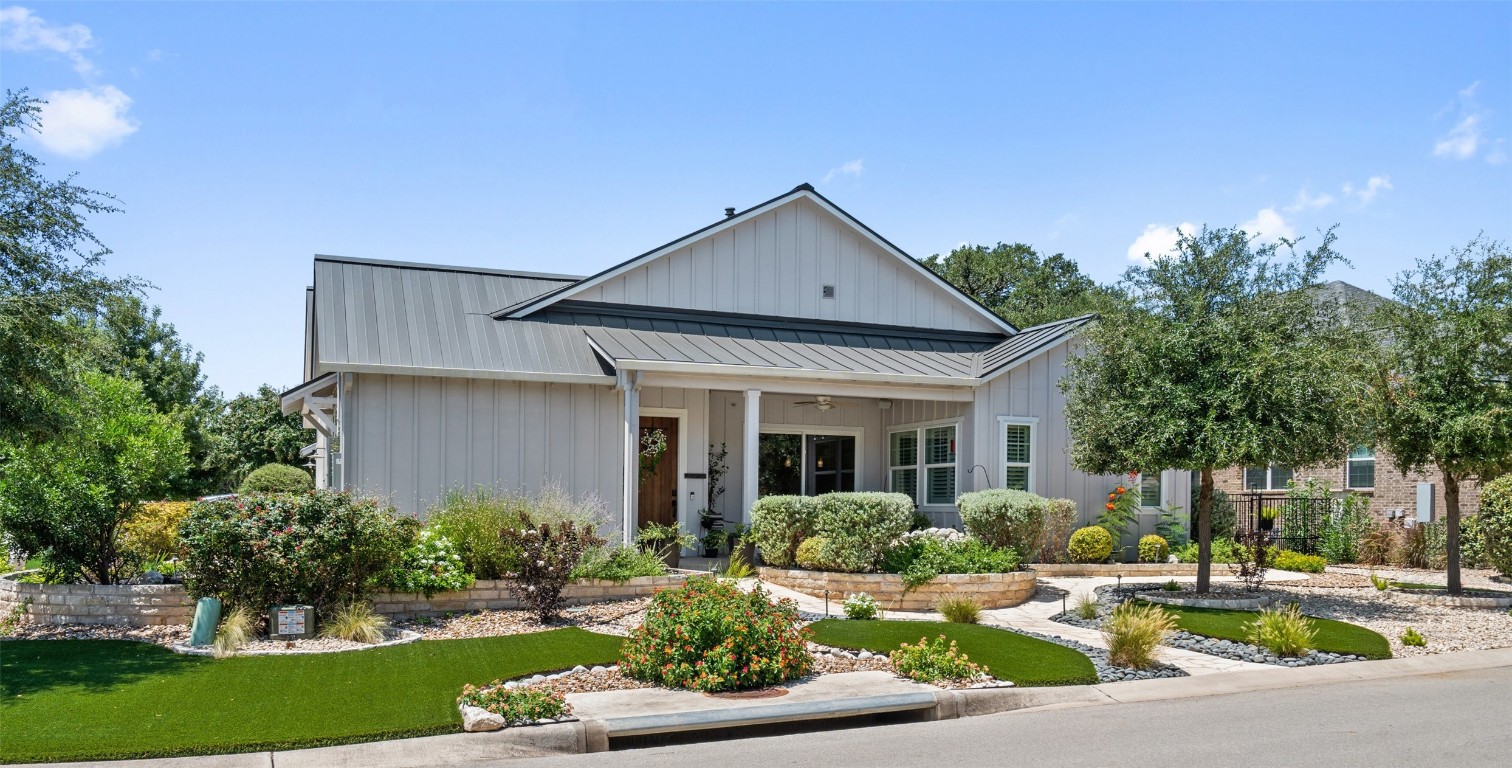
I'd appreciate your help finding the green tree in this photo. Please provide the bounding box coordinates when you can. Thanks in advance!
[203,385,314,491]
[1369,237,1512,594]
[0,372,188,583]
[1061,227,1369,592]
[921,243,1115,328]
[1,90,140,444]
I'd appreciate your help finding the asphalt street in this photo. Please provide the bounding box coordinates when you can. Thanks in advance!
[517,666,1512,768]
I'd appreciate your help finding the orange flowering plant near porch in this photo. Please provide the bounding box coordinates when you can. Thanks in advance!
[620,576,812,692]
[1095,472,1142,542]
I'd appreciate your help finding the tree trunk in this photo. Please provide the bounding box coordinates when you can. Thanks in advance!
[1444,471,1462,596]
[1197,467,1214,594]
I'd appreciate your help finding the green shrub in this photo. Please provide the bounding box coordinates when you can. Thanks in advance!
[1480,475,1512,577]
[321,601,389,644]
[1034,498,1079,563]
[429,488,528,579]
[499,521,603,623]
[1101,601,1175,669]
[181,491,411,613]
[1460,514,1489,569]
[1400,627,1427,648]
[1246,604,1316,657]
[935,595,982,624]
[843,592,880,620]
[812,492,913,573]
[889,635,984,683]
[1067,526,1114,564]
[386,529,474,596]
[119,501,193,565]
[620,576,811,691]
[1137,534,1169,563]
[748,495,817,567]
[957,488,1047,555]
[1191,485,1238,540]
[795,537,830,570]
[458,683,569,725]
[1318,492,1373,564]
[570,545,668,582]
[1075,593,1099,620]
[0,372,188,584]
[1173,538,1243,564]
[237,464,314,494]
[881,537,1020,589]
[1162,579,1182,592]
[1370,572,1390,591]
[1272,550,1326,574]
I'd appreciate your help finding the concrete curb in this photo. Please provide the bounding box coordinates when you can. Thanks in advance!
[21,647,1512,767]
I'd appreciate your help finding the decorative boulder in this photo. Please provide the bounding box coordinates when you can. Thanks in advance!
[461,705,506,732]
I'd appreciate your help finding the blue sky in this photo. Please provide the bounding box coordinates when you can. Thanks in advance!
[3,2,1509,397]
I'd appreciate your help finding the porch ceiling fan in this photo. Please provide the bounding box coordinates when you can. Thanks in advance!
[791,395,853,412]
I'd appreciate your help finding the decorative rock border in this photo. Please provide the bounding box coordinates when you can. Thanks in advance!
[2,571,687,627]
[1135,591,1281,610]
[169,628,423,656]
[757,568,1037,611]
[1028,563,1203,577]
[1386,588,1512,609]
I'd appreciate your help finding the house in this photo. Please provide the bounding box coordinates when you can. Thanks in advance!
[281,184,1187,551]
[1207,280,1482,522]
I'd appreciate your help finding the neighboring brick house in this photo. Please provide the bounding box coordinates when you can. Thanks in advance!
[1208,281,1482,523]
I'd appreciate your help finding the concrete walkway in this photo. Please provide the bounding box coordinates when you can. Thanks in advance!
[755,571,1312,676]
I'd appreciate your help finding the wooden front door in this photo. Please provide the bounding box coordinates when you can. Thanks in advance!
[637,416,679,529]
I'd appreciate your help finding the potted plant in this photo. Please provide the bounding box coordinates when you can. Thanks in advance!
[725,522,756,567]
[701,529,727,558]
[1258,507,1278,531]
[636,523,697,569]
[698,508,720,531]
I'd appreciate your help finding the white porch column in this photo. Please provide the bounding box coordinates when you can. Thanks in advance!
[741,388,761,524]
[621,379,640,545]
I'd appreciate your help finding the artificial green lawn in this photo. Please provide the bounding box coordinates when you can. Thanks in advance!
[1140,603,1392,660]
[807,619,1098,686]
[0,628,623,764]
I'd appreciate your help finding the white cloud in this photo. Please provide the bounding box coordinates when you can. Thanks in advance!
[1432,81,1501,162]
[34,86,139,158]
[1486,139,1508,166]
[1342,175,1393,205]
[0,6,97,76]
[1283,188,1335,213]
[822,158,864,184]
[1126,222,1194,265]
[1240,207,1295,244]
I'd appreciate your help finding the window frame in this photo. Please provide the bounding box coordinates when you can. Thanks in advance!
[997,416,1039,494]
[887,418,961,509]
[1243,464,1293,491]
[1345,446,1376,490]
[757,424,865,496]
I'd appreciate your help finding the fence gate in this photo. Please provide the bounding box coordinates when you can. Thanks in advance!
[1234,493,1331,554]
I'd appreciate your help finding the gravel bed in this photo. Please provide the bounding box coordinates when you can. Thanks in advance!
[227,628,418,655]
[394,598,650,639]
[1,621,189,648]
[998,623,1188,682]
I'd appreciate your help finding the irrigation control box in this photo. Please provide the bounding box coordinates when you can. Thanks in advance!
[270,605,315,640]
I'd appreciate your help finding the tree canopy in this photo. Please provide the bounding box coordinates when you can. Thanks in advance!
[921,243,1115,328]
[1368,236,1512,593]
[202,385,314,491]
[1061,226,1370,591]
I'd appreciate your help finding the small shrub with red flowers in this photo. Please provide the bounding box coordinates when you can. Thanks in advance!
[179,491,412,615]
[889,635,985,683]
[620,576,812,692]
[1095,475,1141,543]
[458,682,569,725]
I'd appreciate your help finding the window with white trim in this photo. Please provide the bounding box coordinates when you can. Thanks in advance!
[888,423,958,506]
[1139,472,1162,507]
[1001,420,1034,492]
[1243,465,1293,491]
[1346,446,1375,489]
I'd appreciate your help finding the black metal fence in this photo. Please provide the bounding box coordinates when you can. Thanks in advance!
[1234,493,1332,554]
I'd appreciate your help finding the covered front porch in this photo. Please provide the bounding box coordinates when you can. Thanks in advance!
[617,375,984,546]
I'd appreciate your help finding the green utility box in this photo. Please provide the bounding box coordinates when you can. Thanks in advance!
[269,605,315,640]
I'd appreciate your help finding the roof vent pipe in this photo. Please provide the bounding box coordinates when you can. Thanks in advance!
[724,207,736,218]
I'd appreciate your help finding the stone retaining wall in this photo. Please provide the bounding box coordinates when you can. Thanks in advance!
[1029,563,1204,578]
[758,567,1037,611]
[0,572,686,627]
[0,573,195,627]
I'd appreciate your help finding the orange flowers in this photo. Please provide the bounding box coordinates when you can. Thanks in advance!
[1115,486,1126,494]
[1105,503,1116,511]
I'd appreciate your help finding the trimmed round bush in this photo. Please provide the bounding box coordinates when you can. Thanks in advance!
[1137,534,1169,563]
[795,536,830,570]
[749,495,817,567]
[812,492,913,573]
[957,489,1048,556]
[620,576,812,691]
[1478,475,1512,577]
[1068,526,1114,564]
[238,464,314,494]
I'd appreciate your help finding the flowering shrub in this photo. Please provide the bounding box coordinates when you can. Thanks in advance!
[1096,478,1140,541]
[956,488,1047,555]
[881,537,1020,590]
[458,683,569,725]
[500,521,603,622]
[180,491,411,612]
[889,635,984,683]
[620,576,812,692]
[387,529,474,596]
[843,592,880,620]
